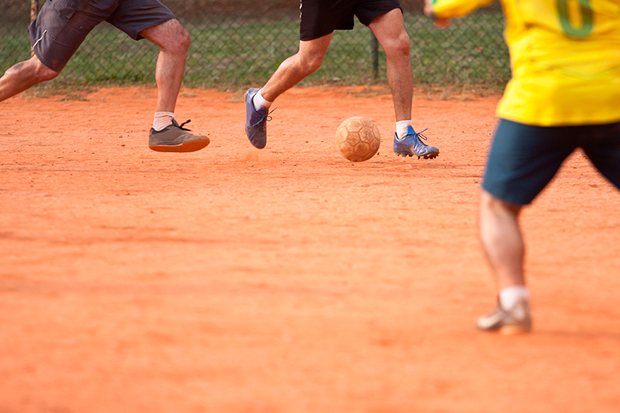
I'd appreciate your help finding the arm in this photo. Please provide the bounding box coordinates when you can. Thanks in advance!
[424,0,498,27]
[424,0,452,28]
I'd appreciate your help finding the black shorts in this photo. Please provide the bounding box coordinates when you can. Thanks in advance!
[300,0,402,41]
[482,119,620,205]
[29,0,176,72]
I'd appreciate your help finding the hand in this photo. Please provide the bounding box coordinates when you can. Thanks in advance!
[423,0,434,16]
[434,18,452,28]
[424,0,452,29]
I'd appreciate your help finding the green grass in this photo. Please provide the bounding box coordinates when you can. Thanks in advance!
[0,11,509,92]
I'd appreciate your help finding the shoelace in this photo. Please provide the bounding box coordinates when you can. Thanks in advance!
[416,128,429,141]
[250,108,276,128]
[177,119,192,131]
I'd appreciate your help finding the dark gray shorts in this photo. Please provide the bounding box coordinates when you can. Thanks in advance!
[29,0,176,72]
[300,0,402,41]
[482,119,620,205]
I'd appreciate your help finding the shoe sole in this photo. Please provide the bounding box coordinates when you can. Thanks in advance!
[499,325,531,335]
[477,324,532,335]
[395,151,439,159]
[149,139,210,153]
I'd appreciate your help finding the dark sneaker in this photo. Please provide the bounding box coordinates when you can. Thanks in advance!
[244,88,270,149]
[476,298,532,335]
[393,126,439,159]
[149,119,209,153]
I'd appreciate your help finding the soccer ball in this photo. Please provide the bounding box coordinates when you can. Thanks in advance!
[335,117,381,162]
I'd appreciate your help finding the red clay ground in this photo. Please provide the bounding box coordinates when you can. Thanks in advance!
[1,86,619,413]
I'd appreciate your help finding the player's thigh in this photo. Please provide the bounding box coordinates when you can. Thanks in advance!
[29,0,117,72]
[300,0,355,41]
[105,0,176,40]
[482,119,578,206]
[581,121,620,190]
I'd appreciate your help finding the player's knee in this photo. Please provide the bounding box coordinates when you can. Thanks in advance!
[385,32,410,57]
[166,19,191,52]
[175,27,191,53]
[10,57,59,82]
[37,63,59,82]
[397,33,411,54]
[149,20,190,54]
[300,54,324,75]
[307,57,323,74]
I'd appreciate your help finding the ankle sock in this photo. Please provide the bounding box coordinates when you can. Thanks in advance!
[153,112,175,131]
[499,286,530,310]
[396,120,412,139]
[253,89,272,111]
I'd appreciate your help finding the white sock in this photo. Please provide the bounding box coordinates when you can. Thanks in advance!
[499,286,530,310]
[253,89,272,111]
[395,120,412,139]
[153,112,175,131]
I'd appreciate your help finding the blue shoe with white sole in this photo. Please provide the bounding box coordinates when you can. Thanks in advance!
[393,126,439,159]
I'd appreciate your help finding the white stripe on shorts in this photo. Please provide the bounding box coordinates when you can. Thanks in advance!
[31,29,47,50]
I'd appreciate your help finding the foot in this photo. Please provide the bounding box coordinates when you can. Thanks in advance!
[393,126,439,159]
[244,88,270,149]
[476,298,532,335]
[149,119,209,153]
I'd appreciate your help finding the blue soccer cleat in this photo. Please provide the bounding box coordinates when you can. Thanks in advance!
[393,126,439,159]
[244,88,271,149]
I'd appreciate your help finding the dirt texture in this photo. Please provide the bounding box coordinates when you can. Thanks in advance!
[1,86,619,413]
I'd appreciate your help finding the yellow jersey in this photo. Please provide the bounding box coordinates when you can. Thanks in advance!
[430,0,620,126]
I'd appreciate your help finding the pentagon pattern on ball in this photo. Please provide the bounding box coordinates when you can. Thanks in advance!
[335,117,381,162]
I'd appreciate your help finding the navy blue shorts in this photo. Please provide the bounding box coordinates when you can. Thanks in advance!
[482,119,620,205]
[300,0,402,41]
[29,0,176,72]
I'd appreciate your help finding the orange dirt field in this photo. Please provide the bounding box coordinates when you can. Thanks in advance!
[1,86,619,413]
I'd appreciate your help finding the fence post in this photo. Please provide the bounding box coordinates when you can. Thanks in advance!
[30,0,38,56]
[371,33,379,80]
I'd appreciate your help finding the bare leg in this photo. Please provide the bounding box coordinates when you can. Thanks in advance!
[368,9,413,122]
[478,190,526,290]
[260,34,332,102]
[139,19,190,113]
[0,55,58,102]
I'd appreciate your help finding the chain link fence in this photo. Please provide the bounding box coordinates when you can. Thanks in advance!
[1,0,509,90]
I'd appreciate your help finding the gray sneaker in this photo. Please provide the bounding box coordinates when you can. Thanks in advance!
[476,298,532,334]
[149,119,209,152]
